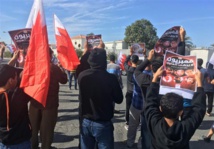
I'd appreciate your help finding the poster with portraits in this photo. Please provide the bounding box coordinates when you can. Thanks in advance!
[8,28,31,68]
[159,51,197,99]
[86,34,101,49]
[131,43,146,60]
[154,26,181,57]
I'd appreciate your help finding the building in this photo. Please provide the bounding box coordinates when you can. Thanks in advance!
[50,35,130,56]
[190,48,214,68]
[104,40,129,55]
[70,35,86,50]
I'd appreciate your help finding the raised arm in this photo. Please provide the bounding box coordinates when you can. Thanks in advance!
[181,70,206,140]
[8,50,19,66]
[145,66,164,127]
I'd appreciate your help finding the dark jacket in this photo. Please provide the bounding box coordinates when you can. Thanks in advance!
[132,59,153,110]
[0,88,32,145]
[76,51,91,78]
[124,55,136,93]
[31,63,67,109]
[145,83,206,149]
[78,68,123,121]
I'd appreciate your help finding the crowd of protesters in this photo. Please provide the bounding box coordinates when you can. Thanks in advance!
[0,33,214,149]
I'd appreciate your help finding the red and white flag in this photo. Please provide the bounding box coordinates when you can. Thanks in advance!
[20,0,50,107]
[54,14,80,70]
[117,51,127,71]
[6,44,16,53]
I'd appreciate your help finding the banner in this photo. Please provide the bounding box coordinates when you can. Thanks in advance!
[154,26,182,57]
[8,28,31,67]
[159,51,197,99]
[86,34,101,49]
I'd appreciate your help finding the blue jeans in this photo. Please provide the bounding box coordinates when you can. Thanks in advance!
[80,118,114,149]
[141,113,151,149]
[0,140,31,149]
[67,71,77,89]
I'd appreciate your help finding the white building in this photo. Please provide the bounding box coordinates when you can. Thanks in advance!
[70,35,86,50]
[190,48,214,68]
[50,35,129,55]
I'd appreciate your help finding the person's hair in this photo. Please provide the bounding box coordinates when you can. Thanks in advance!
[197,58,203,67]
[160,93,183,119]
[109,54,115,62]
[151,56,163,73]
[0,64,17,87]
[131,55,139,64]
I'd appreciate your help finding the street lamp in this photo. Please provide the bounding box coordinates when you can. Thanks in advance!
[3,31,12,44]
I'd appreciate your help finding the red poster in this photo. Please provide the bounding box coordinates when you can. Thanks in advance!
[160,51,197,99]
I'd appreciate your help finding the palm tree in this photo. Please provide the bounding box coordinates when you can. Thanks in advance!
[185,36,194,49]
[211,44,214,47]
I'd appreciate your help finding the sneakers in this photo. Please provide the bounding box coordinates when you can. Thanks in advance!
[202,135,211,143]
[206,112,211,116]
[124,124,129,130]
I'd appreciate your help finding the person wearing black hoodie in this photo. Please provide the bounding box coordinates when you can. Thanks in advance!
[78,48,123,149]
[0,64,32,148]
[145,66,206,149]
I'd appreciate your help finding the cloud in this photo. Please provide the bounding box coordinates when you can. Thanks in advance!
[43,0,134,36]
[156,17,214,25]
[0,14,16,22]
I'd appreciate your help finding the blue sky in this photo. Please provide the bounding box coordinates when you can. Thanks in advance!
[0,0,213,47]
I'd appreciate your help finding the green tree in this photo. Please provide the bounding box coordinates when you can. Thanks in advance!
[87,33,94,36]
[75,49,83,58]
[124,19,158,50]
[211,43,214,47]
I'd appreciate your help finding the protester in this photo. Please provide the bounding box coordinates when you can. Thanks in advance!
[76,40,105,78]
[0,43,6,62]
[123,53,139,130]
[76,40,105,149]
[145,66,206,149]
[126,50,154,148]
[78,48,123,149]
[202,123,214,143]
[0,51,32,148]
[107,54,123,89]
[198,59,214,116]
[29,48,67,149]
[67,68,78,90]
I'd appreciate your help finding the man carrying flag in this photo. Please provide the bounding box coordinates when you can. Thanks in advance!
[19,0,67,149]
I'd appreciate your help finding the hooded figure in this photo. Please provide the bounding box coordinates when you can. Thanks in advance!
[78,48,123,149]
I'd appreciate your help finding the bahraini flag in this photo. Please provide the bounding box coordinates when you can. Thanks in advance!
[54,14,80,70]
[20,0,50,107]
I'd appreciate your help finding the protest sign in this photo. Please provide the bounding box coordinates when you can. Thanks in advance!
[131,43,146,60]
[86,34,101,49]
[159,51,197,99]
[8,28,31,67]
[154,26,182,57]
